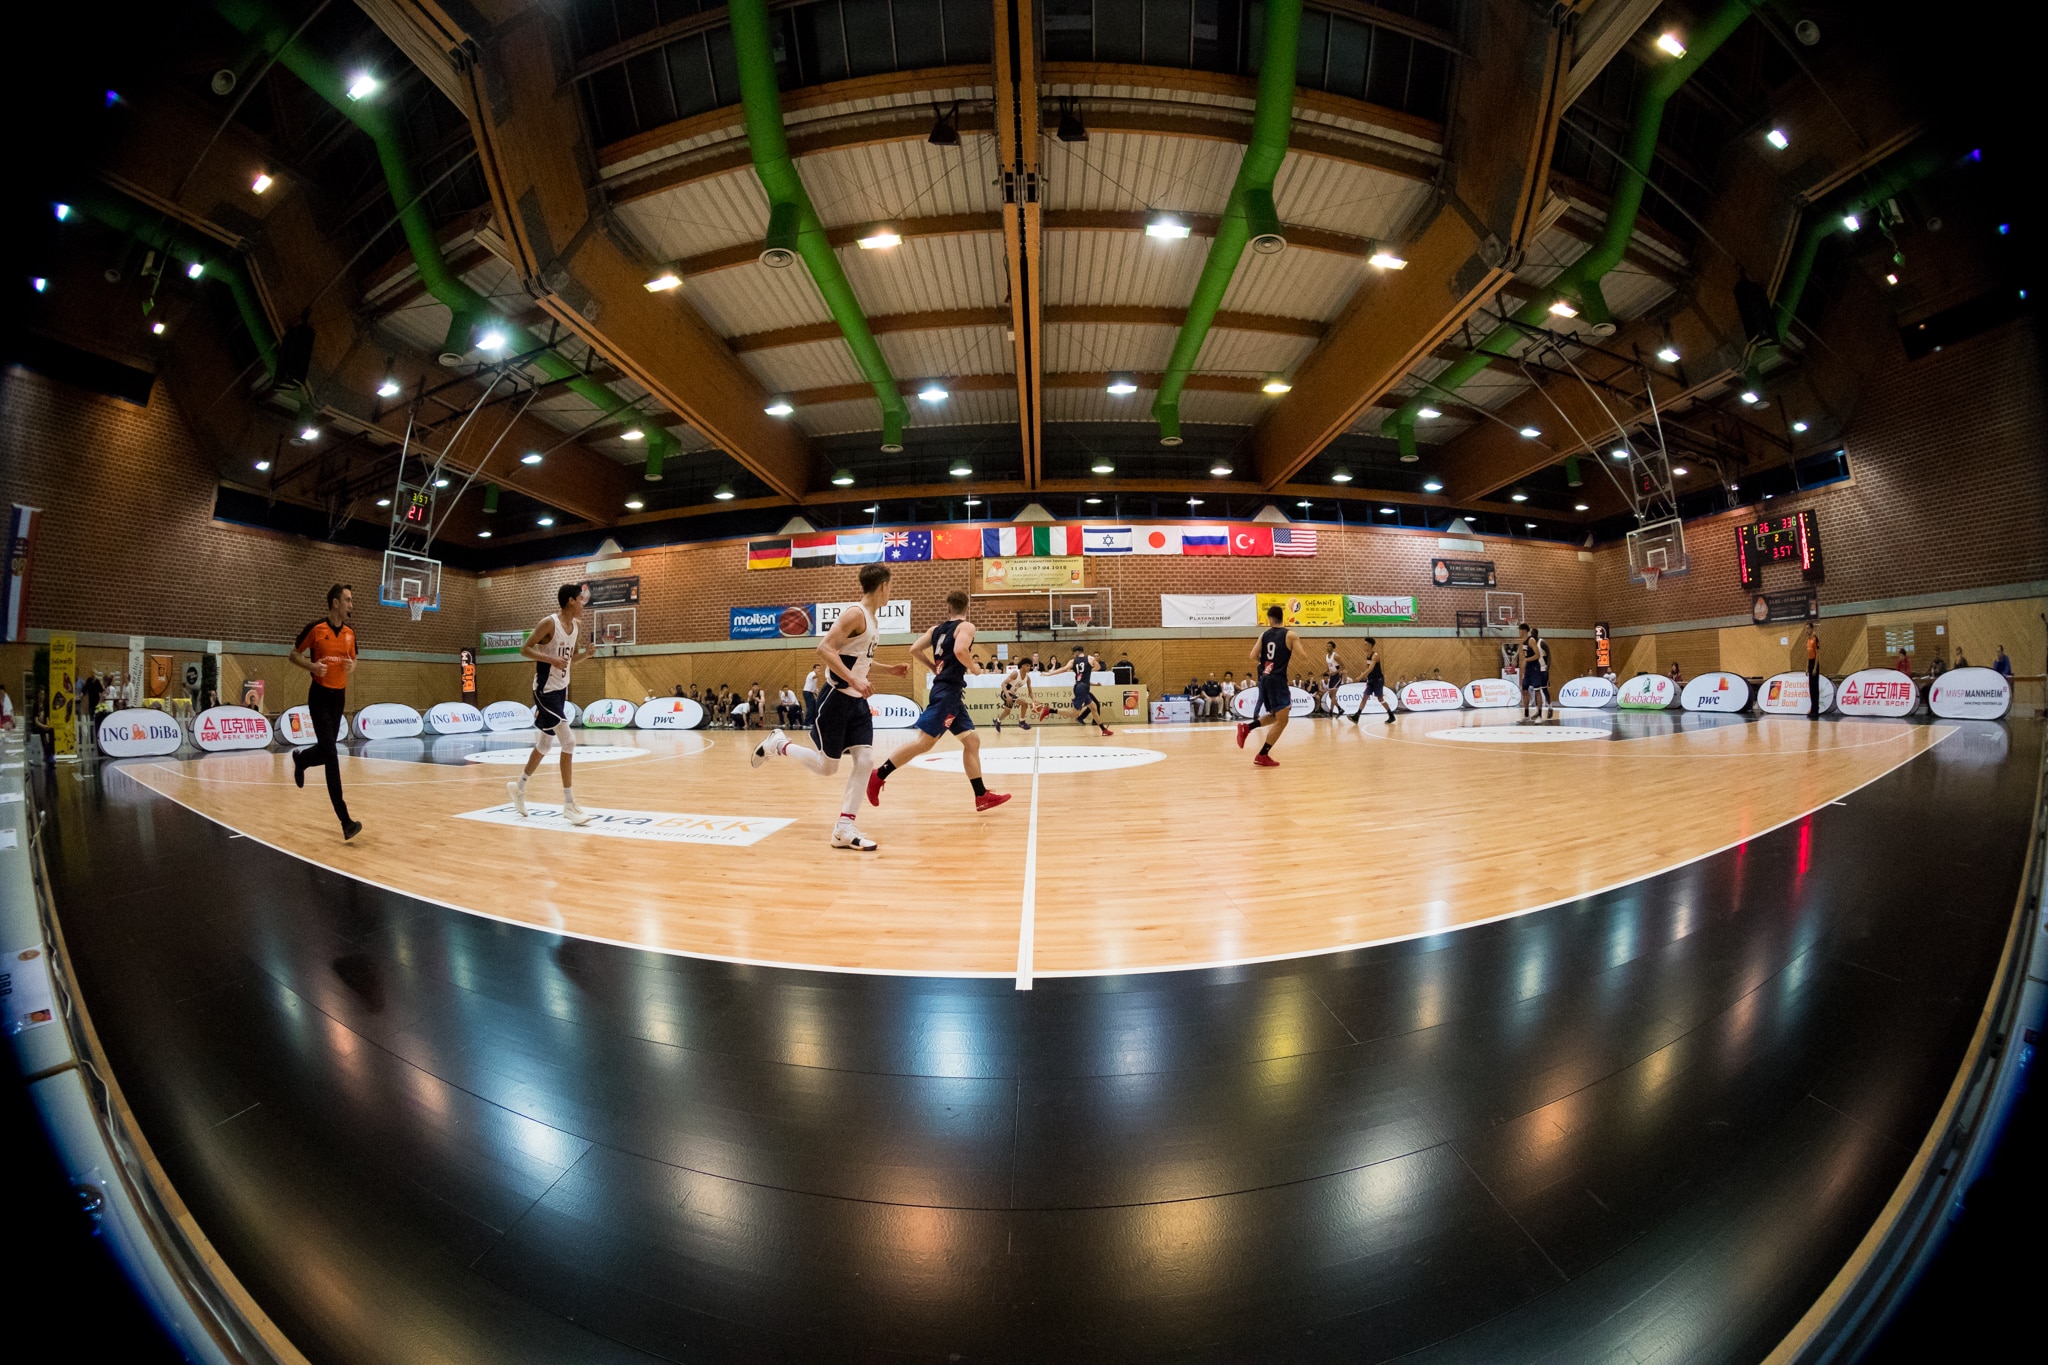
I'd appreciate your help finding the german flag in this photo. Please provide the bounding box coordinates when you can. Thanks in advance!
[747,538,791,569]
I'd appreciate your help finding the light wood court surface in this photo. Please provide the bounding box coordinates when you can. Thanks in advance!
[119,713,1949,979]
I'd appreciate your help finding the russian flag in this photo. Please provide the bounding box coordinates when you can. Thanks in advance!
[1181,527,1229,555]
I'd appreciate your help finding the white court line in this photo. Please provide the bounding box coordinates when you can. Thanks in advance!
[1015,724,1042,991]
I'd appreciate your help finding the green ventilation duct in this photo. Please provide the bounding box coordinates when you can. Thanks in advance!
[214,0,679,464]
[1381,0,1763,453]
[1153,0,1303,445]
[729,0,908,452]
[1769,140,1946,354]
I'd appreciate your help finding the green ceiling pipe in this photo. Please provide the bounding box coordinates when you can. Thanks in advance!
[1771,140,1946,348]
[1154,0,1302,445]
[70,183,279,379]
[1381,0,1762,452]
[214,0,679,462]
[729,0,907,452]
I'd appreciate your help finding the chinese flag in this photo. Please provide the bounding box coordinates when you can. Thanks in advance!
[933,527,982,559]
[1229,525,1273,556]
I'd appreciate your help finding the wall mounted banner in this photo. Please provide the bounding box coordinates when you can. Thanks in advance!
[2,504,39,642]
[580,698,638,728]
[1084,526,1133,554]
[425,701,485,735]
[1161,594,1257,628]
[354,703,424,740]
[883,530,931,562]
[1834,669,1918,717]
[479,629,530,660]
[1255,593,1344,627]
[1750,589,1819,624]
[95,708,184,758]
[729,605,785,640]
[1557,676,1617,708]
[976,557,1086,592]
[585,576,640,609]
[1616,674,1679,710]
[748,538,791,570]
[1463,677,1521,709]
[634,697,705,730]
[816,599,912,635]
[1398,679,1465,712]
[193,705,273,752]
[1429,558,1497,589]
[1927,667,2012,720]
[1680,672,1752,713]
[1232,686,1315,719]
[1757,671,1836,715]
[484,700,534,732]
[868,694,921,728]
[1343,595,1417,623]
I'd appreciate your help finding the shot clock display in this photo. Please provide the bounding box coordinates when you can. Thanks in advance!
[1736,508,1822,586]
[392,485,433,530]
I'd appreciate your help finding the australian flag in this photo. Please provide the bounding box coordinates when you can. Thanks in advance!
[883,529,932,562]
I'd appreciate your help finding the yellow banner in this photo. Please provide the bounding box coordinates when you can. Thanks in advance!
[1256,592,1344,627]
[49,632,76,754]
[976,556,1086,592]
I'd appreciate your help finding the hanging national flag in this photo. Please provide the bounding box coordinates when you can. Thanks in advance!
[837,531,884,564]
[1133,526,1184,555]
[883,529,931,562]
[1032,525,1082,556]
[1182,527,1230,555]
[1084,525,1134,554]
[2,504,41,639]
[933,527,982,559]
[747,537,791,570]
[1272,526,1318,556]
[982,526,1026,557]
[792,533,838,568]
[1229,525,1273,556]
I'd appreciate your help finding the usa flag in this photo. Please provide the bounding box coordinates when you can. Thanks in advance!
[883,530,931,562]
[1272,527,1317,556]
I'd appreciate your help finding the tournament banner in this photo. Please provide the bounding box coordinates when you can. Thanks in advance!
[2,504,38,642]
[635,697,706,730]
[1593,623,1612,672]
[1256,593,1344,627]
[354,703,424,740]
[586,576,640,609]
[1750,589,1818,624]
[1161,594,1257,628]
[1342,594,1417,623]
[975,557,1085,592]
[48,632,76,755]
[484,700,534,731]
[480,629,530,660]
[192,705,273,752]
[1462,677,1520,709]
[1927,668,2012,720]
[1397,679,1464,712]
[1429,558,1496,589]
[1231,685,1314,719]
[425,701,485,734]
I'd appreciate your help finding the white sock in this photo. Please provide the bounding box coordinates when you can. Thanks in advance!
[515,774,528,791]
[841,747,873,814]
[782,741,829,774]
[563,787,576,806]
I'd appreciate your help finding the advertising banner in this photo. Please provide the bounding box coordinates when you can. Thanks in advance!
[480,629,530,660]
[1594,623,1612,672]
[634,697,705,730]
[1757,671,1836,715]
[580,698,638,728]
[193,705,273,752]
[48,632,75,754]
[1556,676,1618,709]
[1616,674,1679,710]
[278,705,322,745]
[586,576,640,609]
[1161,594,1257,628]
[95,708,184,758]
[1462,677,1521,709]
[1254,593,1343,626]
[868,694,920,728]
[1680,672,1752,713]
[816,599,912,635]
[1429,558,1496,589]
[1398,679,1465,712]
[1232,686,1315,719]
[1927,667,2012,720]
[483,700,534,732]
[1834,669,1918,717]
[1149,696,1192,723]
[354,703,424,740]
[976,556,1086,591]
[729,605,784,639]
[425,702,485,735]
[1750,589,1818,624]
[1343,594,1417,623]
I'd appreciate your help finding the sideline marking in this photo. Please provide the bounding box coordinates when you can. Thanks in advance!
[1016,724,1042,991]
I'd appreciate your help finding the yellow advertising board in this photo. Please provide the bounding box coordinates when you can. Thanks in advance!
[975,556,1087,592]
[49,631,76,754]
[1255,593,1345,627]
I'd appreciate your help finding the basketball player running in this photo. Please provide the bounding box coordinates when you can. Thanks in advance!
[288,583,361,841]
[1045,647,1113,735]
[1349,636,1395,723]
[506,583,594,826]
[992,660,1034,733]
[1237,604,1301,767]
[866,590,1012,813]
[750,563,904,851]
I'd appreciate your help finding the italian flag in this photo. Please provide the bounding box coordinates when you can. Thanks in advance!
[1033,525,1080,555]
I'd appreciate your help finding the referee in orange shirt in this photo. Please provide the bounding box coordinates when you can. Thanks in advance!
[289,584,362,840]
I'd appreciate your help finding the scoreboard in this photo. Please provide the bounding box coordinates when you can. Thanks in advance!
[1736,508,1822,586]
[392,484,434,531]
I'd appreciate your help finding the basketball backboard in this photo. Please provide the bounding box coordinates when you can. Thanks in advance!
[380,548,442,612]
[1626,517,1688,587]
[593,606,637,651]
[1484,591,1525,631]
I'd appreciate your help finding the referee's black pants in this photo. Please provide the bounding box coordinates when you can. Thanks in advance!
[1808,661,1821,717]
[295,684,352,824]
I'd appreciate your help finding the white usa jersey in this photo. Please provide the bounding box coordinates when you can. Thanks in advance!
[533,613,577,693]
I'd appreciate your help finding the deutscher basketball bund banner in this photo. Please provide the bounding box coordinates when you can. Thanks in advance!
[2,504,39,642]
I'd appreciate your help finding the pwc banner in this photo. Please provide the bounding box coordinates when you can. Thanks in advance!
[1679,672,1751,713]
[1834,669,1918,717]
[1927,667,2012,720]
[634,697,705,730]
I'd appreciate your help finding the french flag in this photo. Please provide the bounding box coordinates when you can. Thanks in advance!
[1181,527,1229,555]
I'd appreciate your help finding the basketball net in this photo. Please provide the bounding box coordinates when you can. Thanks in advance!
[407,596,430,622]
[1642,568,1662,592]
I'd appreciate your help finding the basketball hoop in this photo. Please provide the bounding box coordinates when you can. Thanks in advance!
[1641,568,1661,593]
[407,596,430,622]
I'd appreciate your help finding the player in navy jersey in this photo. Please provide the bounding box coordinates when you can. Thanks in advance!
[1236,603,1302,767]
[864,590,1012,813]
[1348,636,1395,723]
[1041,647,1114,735]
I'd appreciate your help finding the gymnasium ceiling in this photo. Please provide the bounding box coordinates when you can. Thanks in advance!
[15,0,2026,560]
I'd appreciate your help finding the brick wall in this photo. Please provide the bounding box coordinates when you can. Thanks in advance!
[0,365,476,653]
[1593,319,2048,628]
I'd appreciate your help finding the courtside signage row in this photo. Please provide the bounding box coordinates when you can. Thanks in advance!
[1162,594,1419,627]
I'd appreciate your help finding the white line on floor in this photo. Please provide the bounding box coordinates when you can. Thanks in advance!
[1015,724,1042,991]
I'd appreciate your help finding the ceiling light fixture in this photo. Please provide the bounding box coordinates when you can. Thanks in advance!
[1841,213,1860,232]
[715,484,736,500]
[477,529,491,538]
[53,203,71,221]
[537,515,555,527]
[254,459,271,472]
[1655,32,1686,57]
[151,321,166,335]
[1296,500,1312,508]
[1519,426,1541,439]
[1672,465,1689,476]
[346,73,379,100]
[1378,506,1395,515]
[1885,273,1899,285]
[625,498,645,510]
[376,497,391,507]
[520,451,543,465]
[1187,497,1204,506]
[1261,376,1292,395]
[1766,128,1789,150]
[764,395,794,417]
[929,101,962,147]
[1145,214,1191,240]
[643,270,682,292]
[1575,502,1590,512]
[857,225,902,250]
[1740,390,1761,404]
[621,427,644,441]
[1548,298,1578,318]
[1417,406,1440,419]
[476,327,506,352]
[251,172,273,194]
[1085,496,1103,505]
[1091,458,1115,474]
[1526,521,1538,529]
[1610,447,1629,460]
[434,477,450,488]
[1511,492,1528,502]
[1331,468,1353,483]
[1368,249,1407,269]
[298,425,319,441]
[950,460,972,477]
[1055,97,1086,144]
[186,262,204,279]
[376,377,401,398]
[963,497,982,507]
[1791,420,1809,433]
[1423,480,1443,492]
[831,469,856,486]
[31,277,47,293]
[918,381,950,403]
[863,505,880,513]
[1656,345,1680,363]
[1210,461,1233,476]
[1106,373,1137,395]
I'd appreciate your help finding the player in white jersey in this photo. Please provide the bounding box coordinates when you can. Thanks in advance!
[992,661,1034,732]
[507,582,593,825]
[750,563,905,850]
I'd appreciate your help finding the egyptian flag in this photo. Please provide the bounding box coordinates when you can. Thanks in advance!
[1,504,37,640]
[792,533,838,568]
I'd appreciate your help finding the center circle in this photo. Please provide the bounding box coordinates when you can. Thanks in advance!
[464,745,652,764]
[908,745,1166,774]
[1430,726,1609,744]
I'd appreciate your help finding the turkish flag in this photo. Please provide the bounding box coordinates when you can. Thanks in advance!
[1229,525,1273,556]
